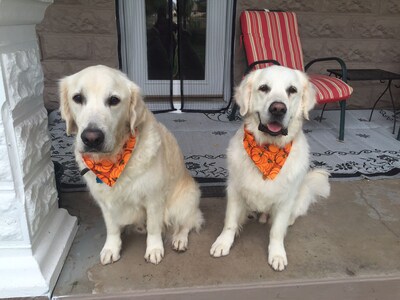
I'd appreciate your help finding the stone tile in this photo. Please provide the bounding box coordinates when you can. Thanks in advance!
[39,34,91,60]
[324,40,379,63]
[239,0,321,12]
[38,6,117,34]
[43,85,61,111]
[380,0,400,15]
[321,0,380,14]
[376,40,400,63]
[92,36,119,60]
[301,39,326,65]
[298,15,351,38]
[41,60,119,110]
[351,17,399,39]
[42,60,94,80]
[54,0,115,8]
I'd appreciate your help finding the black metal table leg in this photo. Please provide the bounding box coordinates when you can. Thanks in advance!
[397,126,400,141]
[228,103,238,121]
[368,80,397,133]
[338,100,346,141]
[388,81,397,134]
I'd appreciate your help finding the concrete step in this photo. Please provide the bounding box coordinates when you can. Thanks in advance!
[53,179,400,299]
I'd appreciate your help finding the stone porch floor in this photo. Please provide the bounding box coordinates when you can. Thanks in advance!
[52,179,400,299]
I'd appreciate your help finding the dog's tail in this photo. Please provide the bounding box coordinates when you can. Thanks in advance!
[290,168,330,225]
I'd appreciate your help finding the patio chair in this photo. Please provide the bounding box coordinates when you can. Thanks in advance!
[230,10,353,141]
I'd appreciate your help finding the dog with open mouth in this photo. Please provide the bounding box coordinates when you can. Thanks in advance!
[210,65,330,271]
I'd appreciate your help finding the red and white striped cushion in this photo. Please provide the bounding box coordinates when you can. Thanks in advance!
[241,11,304,71]
[309,74,353,104]
[240,10,353,104]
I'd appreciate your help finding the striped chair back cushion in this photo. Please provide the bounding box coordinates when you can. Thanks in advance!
[240,11,304,71]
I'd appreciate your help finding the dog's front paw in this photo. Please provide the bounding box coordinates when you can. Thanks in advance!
[210,231,234,257]
[100,247,121,265]
[144,246,164,264]
[268,245,287,271]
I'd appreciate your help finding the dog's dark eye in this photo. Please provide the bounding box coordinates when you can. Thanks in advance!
[108,96,120,106]
[258,84,270,93]
[72,94,84,104]
[287,86,297,95]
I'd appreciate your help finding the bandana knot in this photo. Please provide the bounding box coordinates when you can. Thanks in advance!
[82,134,137,187]
[243,128,292,180]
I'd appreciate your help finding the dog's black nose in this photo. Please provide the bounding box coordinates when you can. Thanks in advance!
[81,128,105,149]
[269,102,287,117]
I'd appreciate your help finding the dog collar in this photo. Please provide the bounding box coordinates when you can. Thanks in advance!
[243,128,292,180]
[80,133,137,187]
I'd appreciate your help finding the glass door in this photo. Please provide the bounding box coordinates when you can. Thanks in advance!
[146,0,205,81]
[119,0,233,111]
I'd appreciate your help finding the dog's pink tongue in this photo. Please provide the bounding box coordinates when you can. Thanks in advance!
[267,122,282,133]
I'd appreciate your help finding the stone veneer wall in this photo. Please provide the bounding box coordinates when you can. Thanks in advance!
[234,0,400,109]
[36,0,119,111]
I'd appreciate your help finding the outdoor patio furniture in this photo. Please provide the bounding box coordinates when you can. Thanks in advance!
[327,68,400,136]
[230,10,353,141]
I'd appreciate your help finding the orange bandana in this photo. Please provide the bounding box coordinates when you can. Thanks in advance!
[243,128,292,180]
[82,134,137,187]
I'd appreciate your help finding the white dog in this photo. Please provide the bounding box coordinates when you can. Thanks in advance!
[59,65,203,265]
[210,66,330,271]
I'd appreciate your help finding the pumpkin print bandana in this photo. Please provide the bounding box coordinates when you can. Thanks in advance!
[243,128,292,180]
[81,134,137,187]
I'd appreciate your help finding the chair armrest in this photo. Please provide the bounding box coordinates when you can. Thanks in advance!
[245,59,281,75]
[305,57,348,82]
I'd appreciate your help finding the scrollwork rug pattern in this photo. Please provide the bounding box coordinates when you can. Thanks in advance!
[48,109,400,191]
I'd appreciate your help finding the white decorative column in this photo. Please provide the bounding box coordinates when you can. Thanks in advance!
[0,0,78,298]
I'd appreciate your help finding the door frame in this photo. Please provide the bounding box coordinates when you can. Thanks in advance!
[117,0,236,111]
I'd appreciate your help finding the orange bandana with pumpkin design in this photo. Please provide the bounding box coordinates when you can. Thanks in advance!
[81,134,137,187]
[243,128,292,180]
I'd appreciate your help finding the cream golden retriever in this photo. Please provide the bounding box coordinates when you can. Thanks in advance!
[210,66,330,271]
[59,65,203,265]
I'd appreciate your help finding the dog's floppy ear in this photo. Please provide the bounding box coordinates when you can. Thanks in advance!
[129,82,146,133]
[59,78,77,136]
[297,71,316,120]
[234,72,254,116]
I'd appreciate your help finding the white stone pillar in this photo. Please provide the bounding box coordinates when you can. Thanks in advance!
[0,0,78,298]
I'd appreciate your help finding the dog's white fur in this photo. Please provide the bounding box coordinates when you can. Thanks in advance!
[210,66,330,271]
[60,65,203,265]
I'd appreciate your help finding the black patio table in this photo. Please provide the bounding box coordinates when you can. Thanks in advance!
[327,69,400,138]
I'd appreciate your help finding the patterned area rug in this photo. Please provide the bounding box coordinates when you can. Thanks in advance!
[48,109,400,192]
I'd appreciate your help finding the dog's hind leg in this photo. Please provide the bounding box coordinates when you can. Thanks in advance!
[172,204,203,252]
[168,177,203,252]
[171,205,203,252]
[289,168,330,225]
[171,225,191,252]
